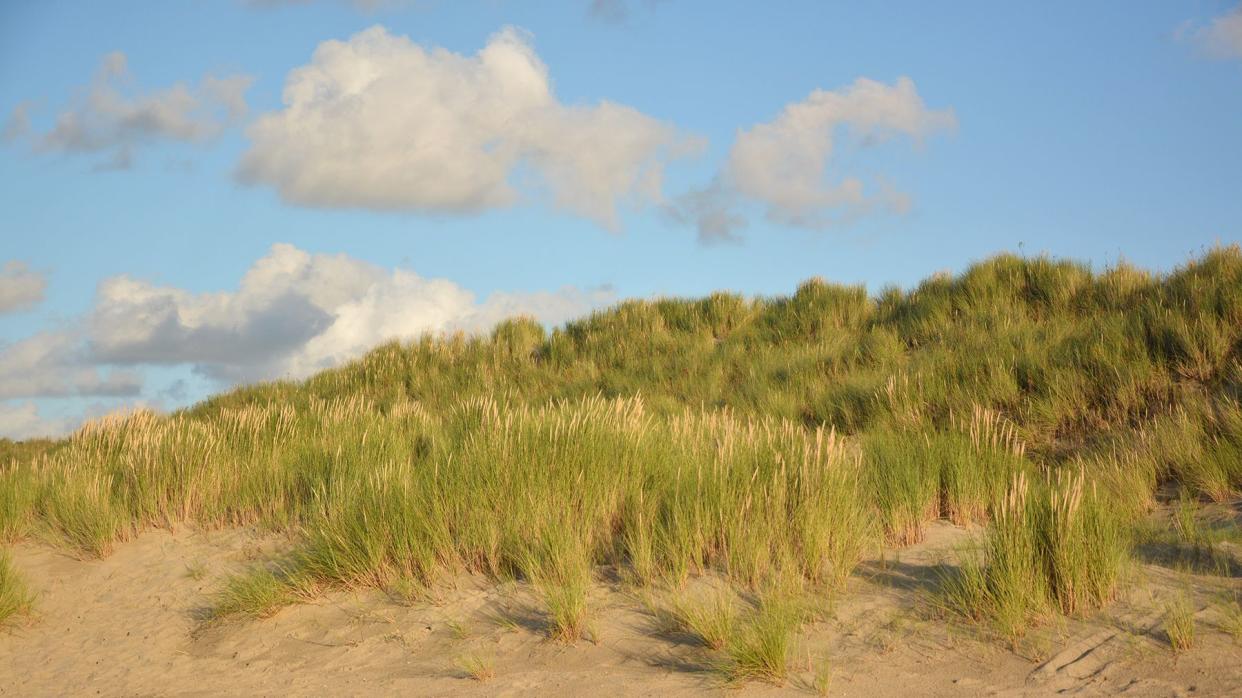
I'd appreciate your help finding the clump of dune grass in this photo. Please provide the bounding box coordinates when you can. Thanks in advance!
[1218,595,1242,643]
[940,470,1127,642]
[940,474,1048,643]
[209,564,319,621]
[444,618,469,639]
[863,414,1029,545]
[537,577,590,643]
[456,652,495,681]
[184,560,208,581]
[0,550,33,627]
[721,593,803,685]
[521,524,594,643]
[1044,469,1128,615]
[1173,491,1207,549]
[1164,595,1196,653]
[38,468,130,558]
[0,465,36,543]
[862,430,939,546]
[941,406,1029,526]
[661,586,738,650]
[812,655,833,696]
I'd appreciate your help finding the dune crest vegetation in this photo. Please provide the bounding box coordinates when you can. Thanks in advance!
[2,247,1241,665]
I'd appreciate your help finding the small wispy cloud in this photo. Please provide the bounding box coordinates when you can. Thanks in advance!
[662,179,747,244]
[6,52,252,170]
[1,102,34,143]
[586,0,666,24]
[1180,3,1242,60]
[670,77,954,243]
[0,261,47,314]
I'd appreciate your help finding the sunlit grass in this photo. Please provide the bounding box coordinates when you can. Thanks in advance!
[721,593,803,685]
[1164,594,1196,654]
[209,565,320,621]
[0,550,33,627]
[455,652,495,682]
[939,470,1128,643]
[661,586,738,650]
[2,246,1241,653]
[1218,595,1242,644]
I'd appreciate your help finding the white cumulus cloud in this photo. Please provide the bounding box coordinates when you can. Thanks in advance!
[672,77,954,241]
[0,261,46,314]
[16,51,252,169]
[238,26,695,230]
[88,242,614,383]
[0,244,610,438]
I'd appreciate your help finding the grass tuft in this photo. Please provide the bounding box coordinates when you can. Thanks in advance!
[1164,595,1196,654]
[940,470,1127,642]
[185,560,208,581]
[812,655,833,696]
[1218,595,1242,644]
[722,594,803,685]
[209,564,319,621]
[0,550,34,627]
[662,586,738,650]
[456,652,495,682]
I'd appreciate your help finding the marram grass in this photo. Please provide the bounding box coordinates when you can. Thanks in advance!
[658,585,739,650]
[939,469,1128,642]
[0,549,33,627]
[722,593,804,684]
[2,248,1242,678]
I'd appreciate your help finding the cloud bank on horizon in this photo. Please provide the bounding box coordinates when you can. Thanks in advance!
[668,77,956,242]
[0,244,614,439]
[90,242,613,383]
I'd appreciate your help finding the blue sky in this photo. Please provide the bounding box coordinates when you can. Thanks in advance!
[1,0,1240,438]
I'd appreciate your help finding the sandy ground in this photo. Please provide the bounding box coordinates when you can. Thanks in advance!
[2,521,1239,697]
